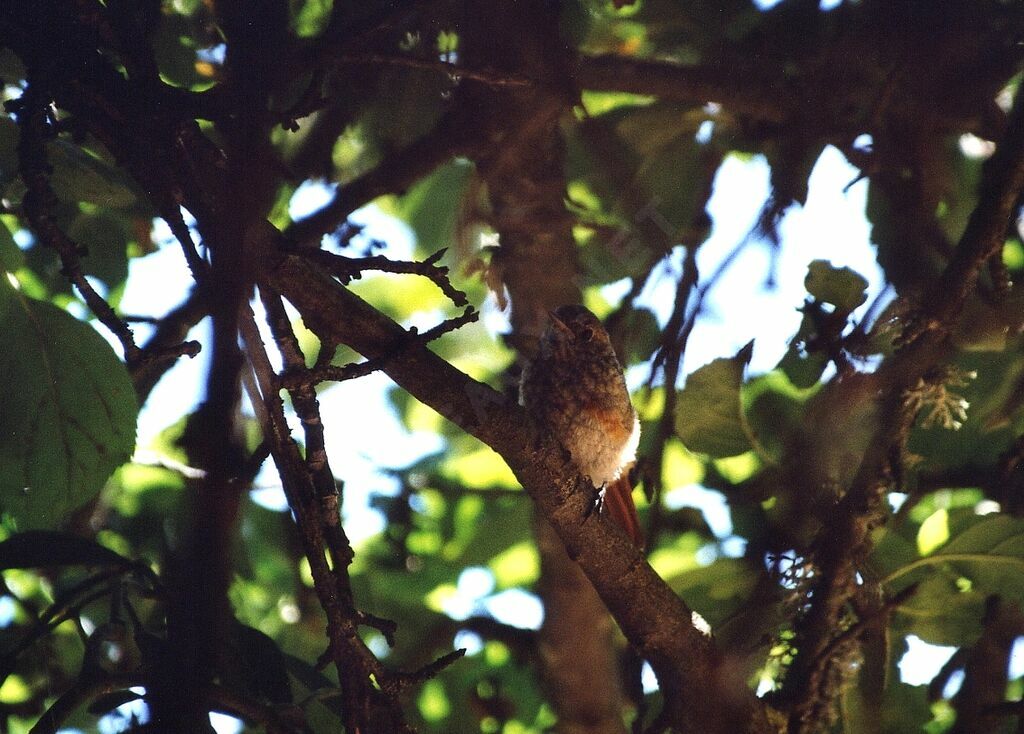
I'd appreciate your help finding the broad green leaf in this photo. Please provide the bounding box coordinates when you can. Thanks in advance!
[568,102,717,285]
[917,508,950,556]
[666,556,760,625]
[675,342,754,457]
[0,279,137,528]
[842,677,931,734]
[46,140,138,208]
[229,623,293,704]
[877,512,1024,590]
[744,371,811,460]
[0,217,23,272]
[618,306,661,364]
[880,514,1024,644]
[0,117,19,186]
[387,159,474,257]
[67,210,131,294]
[777,336,828,389]
[889,573,985,646]
[804,260,868,314]
[152,10,216,90]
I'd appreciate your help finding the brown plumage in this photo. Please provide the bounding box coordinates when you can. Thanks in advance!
[520,305,643,546]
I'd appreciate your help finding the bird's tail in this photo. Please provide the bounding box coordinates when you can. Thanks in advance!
[603,474,644,548]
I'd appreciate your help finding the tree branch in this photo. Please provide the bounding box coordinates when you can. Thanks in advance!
[12,81,142,366]
[265,252,774,734]
[781,85,1024,732]
[283,111,481,250]
[297,247,468,307]
[576,54,795,124]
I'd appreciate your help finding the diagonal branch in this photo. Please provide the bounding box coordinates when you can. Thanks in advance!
[283,110,482,250]
[12,82,142,366]
[264,252,775,734]
[298,247,469,306]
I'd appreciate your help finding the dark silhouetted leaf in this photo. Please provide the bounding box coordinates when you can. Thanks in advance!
[46,140,138,208]
[0,217,23,272]
[67,210,131,294]
[0,530,132,569]
[389,159,474,257]
[231,622,293,704]
[87,689,144,715]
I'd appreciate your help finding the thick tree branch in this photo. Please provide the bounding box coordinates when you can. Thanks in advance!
[576,54,795,123]
[781,86,1024,732]
[265,252,774,734]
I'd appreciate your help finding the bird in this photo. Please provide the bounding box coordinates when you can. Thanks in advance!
[520,305,643,546]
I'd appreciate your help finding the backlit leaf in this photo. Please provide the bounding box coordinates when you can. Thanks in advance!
[0,279,137,528]
[804,260,868,314]
[675,342,754,457]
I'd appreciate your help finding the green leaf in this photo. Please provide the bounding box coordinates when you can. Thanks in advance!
[804,260,868,314]
[0,217,24,272]
[889,573,985,646]
[879,514,1024,644]
[675,342,754,457]
[567,102,717,285]
[230,623,293,704]
[152,10,215,90]
[0,279,138,528]
[388,159,474,257]
[618,306,661,364]
[777,312,829,389]
[46,140,138,208]
[0,530,132,569]
[0,116,19,187]
[291,0,333,37]
[67,210,131,293]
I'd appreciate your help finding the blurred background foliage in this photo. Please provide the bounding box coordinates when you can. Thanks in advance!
[2,0,1024,732]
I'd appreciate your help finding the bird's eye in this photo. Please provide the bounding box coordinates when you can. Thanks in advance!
[578,326,594,342]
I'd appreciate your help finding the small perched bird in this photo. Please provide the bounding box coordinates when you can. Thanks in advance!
[520,305,643,546]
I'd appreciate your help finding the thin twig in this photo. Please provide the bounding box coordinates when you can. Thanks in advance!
[130,288,206,403]
[300,247,469,306]
[640,248,699,541]
[13,82,142,365]
[324,53,533,88]
[385,648,467,694]
[283,305,479,390]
